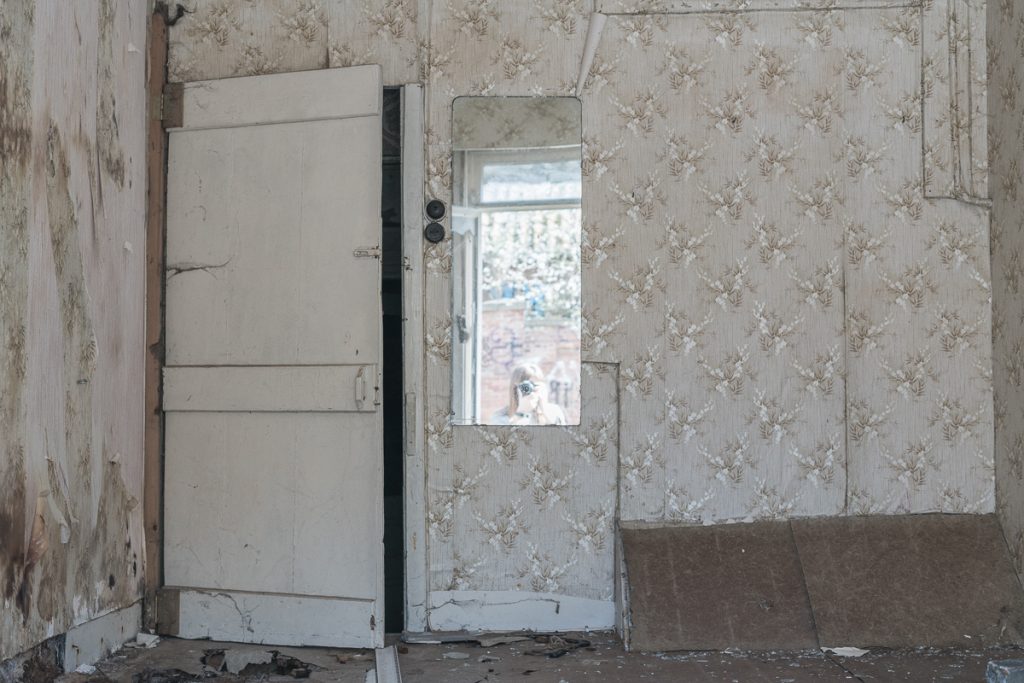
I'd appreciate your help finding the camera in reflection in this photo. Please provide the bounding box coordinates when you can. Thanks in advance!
[517,381,536,396]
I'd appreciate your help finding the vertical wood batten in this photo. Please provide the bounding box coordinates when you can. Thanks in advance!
[144,7,169,632]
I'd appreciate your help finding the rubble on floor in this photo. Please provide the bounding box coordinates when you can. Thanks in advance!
[55,639,370,683]
[51,633,1024,683]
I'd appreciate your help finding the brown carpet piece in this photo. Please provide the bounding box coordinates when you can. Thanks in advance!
[622,522,818,652]
[791,514,1024,648]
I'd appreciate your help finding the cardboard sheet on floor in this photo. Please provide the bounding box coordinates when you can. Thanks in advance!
[621,522,818,651]
[791,514,1024,648]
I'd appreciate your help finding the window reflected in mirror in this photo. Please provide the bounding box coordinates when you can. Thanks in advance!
[451,97,582,426]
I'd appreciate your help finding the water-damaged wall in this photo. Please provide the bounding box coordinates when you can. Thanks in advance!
[0,0,147,660]
[167,0,993,627]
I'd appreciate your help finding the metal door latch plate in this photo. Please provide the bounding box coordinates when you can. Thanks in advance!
[353,246,381,258]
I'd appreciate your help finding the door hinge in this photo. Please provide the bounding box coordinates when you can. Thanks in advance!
[353,246,381,259]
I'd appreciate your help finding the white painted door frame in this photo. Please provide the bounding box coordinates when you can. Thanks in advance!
[400,84,429,634]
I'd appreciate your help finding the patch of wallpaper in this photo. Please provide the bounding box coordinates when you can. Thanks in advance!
[923,0,989,200]
[419,0,612,602]
[597,0,913,9]
[168,0,329,82]
[582,7,991,521]
[167,0,994,610]
[990,0,1024,576]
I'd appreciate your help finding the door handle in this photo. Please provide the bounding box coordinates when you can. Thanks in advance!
[355,367,367,407]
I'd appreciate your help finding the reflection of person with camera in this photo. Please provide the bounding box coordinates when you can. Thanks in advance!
[491,364,567,426]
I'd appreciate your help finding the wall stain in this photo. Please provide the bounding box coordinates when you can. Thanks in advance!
[47,126,99,501]
[3,0,145,662]
[0,0,33,628]
[0,0,32,169]
[96,0,126,189]
[74,457,141,615]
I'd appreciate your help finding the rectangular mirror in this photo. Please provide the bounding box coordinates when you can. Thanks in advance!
[451,96,582,426]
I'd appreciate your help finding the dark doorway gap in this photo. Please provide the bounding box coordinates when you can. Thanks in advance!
[381,87,404,633]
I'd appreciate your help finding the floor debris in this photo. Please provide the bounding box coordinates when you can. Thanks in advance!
[401,632,531,648]
[130,668,199,683]
[822,645,870,657]
[523,634,591,658]
[222,649,274,674]
[126,634,161,650]
[53,633,1024,682]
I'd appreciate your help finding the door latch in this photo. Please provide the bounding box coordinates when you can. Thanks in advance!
[353,246,381,259]
[355,367,367,407]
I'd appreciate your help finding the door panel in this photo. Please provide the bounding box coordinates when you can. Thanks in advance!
[164,412,379,598]
[163,365,377,412]
[165,118,380,366]
[161,65,384,648]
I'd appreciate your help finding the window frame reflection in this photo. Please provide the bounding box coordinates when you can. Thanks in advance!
[450,97,583,427]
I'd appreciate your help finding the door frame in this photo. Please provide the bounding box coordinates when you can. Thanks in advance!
[400,84,429,634]
[143,7,169,632]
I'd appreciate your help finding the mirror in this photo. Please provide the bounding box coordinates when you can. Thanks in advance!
[451,97,582,426]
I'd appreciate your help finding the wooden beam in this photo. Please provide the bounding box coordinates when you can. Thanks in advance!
[143,7,169,632]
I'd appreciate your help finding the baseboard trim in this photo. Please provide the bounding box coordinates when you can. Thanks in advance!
[427,590,615,632]
[161,587,381,648]
[63,601,142,672]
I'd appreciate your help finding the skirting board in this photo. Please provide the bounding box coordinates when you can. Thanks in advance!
[427,591,615,632]
[64,601,141,672]
[162,588,379,648]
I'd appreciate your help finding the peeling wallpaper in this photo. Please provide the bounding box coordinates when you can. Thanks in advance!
[0,0,147,661]
[167,0,995,619]
[991,0,1024,579]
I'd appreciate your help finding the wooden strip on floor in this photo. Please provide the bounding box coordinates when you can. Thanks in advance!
[375,646,402,683]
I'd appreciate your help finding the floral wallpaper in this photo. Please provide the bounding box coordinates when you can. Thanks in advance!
[453,96,581,150]
[990,0,1024,579]
[168,0,995,620]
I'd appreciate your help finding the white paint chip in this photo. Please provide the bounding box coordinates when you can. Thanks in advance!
[822,646,869,657]
[130,633,160,648]
[127,42,139,53]
[123,241,133,253]
[224,649,274,674]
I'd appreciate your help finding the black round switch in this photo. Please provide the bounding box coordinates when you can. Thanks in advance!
[424,222,446,243]
[426,199,446,220]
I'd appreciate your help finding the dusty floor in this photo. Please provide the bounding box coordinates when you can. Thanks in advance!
[53,633,1023,682]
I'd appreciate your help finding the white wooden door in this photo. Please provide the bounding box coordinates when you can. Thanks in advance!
[161,66,384,648]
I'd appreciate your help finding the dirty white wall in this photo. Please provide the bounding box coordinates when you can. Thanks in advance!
[991,0,1024,577]
[0,0,148,660]
[167,0,993,628]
